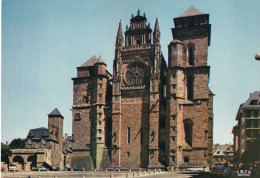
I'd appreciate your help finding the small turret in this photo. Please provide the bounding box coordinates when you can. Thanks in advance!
[94,55,107,76]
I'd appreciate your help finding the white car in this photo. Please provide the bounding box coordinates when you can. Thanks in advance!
[187,166,204,171]
[9,164,18,172]
[38,166,48,171]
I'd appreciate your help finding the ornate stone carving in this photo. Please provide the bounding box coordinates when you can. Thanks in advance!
[124,62,148,86]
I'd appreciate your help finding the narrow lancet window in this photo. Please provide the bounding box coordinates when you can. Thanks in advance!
[188,44,195,65]
[184,119,193,147]
[187,75,194,101]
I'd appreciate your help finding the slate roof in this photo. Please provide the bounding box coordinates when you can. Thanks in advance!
[213,144,233,156]
[180,6,203,17]
[80,55,98,67]
[27,127,51,139]
[97,56,104,64]
[66,136,73,142]
[48,108,64,118]
[63,138,72,152]
[240,91,260,109]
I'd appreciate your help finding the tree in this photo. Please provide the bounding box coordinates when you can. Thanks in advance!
[9,138,26,149]
[1,144,12,163]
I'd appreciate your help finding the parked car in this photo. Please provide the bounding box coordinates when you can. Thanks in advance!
[53,167,60,171]
[211,164,225,175]
[186,166,204,171]
[73,167,85,171]
[107,166,120,171]
[64,167,71,171]
[38,166,48,171]
[9,164,18,172]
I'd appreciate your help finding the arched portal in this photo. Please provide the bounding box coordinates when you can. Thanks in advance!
[27,155,36,170]
[13,156,24,171]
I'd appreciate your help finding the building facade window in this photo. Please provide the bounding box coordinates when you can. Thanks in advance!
[184,156,189,162]
[159,115,165,129]
[249,100,258,105]
[187,44,195,65]
[84,95,89,103]
[254,110,258,118]
[74,113,81,121]
[184,119,193,146]
[205,130,208,139]
[253,120,258,128]
[187,75,194,101]
[246,120,251,128]
[246,111,251,118]
[127,127,131,144]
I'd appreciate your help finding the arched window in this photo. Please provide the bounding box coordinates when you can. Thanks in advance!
[184,156,189,162]
[187,44,195,65]
[184,119,193,146]
[187,75,194,101]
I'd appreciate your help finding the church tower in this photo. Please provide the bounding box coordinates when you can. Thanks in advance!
[71,56,112,170]
[111,10,166,168]
[167,6,213,169]
[48,108,64,169]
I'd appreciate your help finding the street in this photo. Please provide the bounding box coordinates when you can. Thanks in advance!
[1,171,200,178]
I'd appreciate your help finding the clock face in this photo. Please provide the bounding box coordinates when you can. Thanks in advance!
[125,62,148,86]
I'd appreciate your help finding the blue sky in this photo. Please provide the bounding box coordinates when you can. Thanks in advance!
[1,0,260,145]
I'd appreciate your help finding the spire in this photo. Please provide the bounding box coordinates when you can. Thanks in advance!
[115,20,123,48]
[137,9,140,16]
[97,55,104,63]
[153,17,160,43]
[48,108,64,119]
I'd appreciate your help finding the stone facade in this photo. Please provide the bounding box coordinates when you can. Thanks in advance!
[71,7,213,170]
[233,91,260,165]
[71,56,112,170]
[7,108,69,171]
[212,144,233,166]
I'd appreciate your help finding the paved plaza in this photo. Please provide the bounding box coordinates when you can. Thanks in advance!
[1,171,199,178]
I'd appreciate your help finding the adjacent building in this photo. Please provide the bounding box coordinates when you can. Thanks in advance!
[233,91,260,164]
[212,144,233,166]
[5,108,72,171]
[71,6,214,170]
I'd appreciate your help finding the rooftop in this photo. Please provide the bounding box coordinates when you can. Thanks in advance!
[80,55,98,67]
[48,108,64,118]
[240,91,260,109]
[180,6,203,17]
[27,127,51,139]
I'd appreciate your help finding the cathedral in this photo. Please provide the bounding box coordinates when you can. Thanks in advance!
[71,6,214,170]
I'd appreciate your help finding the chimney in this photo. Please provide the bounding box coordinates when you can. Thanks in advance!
[65,133,68,139]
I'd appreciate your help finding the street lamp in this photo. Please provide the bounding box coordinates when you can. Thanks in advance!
[255,53,260,61]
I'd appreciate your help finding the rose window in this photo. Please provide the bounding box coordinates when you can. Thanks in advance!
[125,62,148,86]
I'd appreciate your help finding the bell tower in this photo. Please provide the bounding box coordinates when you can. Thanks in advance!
[167,6,213,169]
